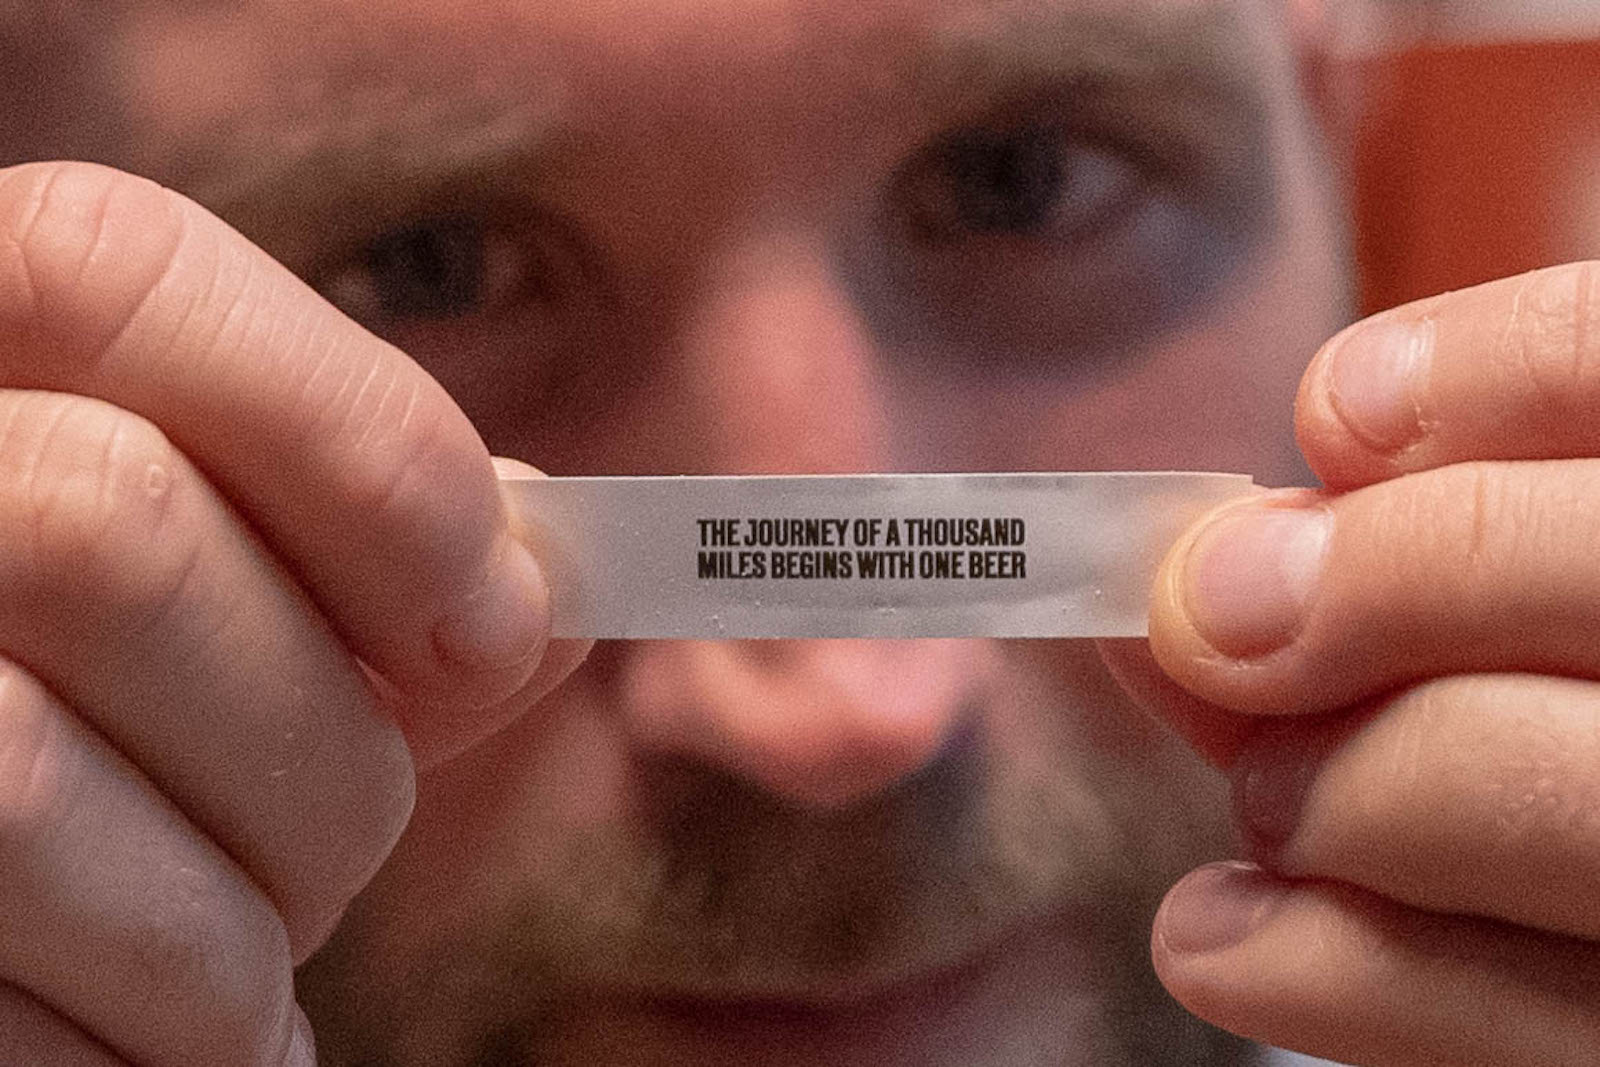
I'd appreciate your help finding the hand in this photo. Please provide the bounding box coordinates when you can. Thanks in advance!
[1107,261,1600,1066]
[0,162,585,1065]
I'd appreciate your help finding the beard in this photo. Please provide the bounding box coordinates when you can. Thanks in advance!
[298,639,1260,1066]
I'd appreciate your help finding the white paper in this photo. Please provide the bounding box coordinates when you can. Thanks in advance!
[502,472,1254,638]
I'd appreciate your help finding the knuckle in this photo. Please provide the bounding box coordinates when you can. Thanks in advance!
[1418,463,1533,580]
[1433,461,1600,595]
[0,654,298,1067]
[0,394,203,626]
[1460,463,1516,575]
[1505,262,1600,417]
[307,349,494,568]
[0,161,185,361]
[313,347,433,495]
[345,400,453,537]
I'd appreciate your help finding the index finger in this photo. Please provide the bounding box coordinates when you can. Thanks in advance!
[1297,261,1600,490]
[0,161,547,759]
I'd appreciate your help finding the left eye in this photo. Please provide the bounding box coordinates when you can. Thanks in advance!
[892,125,1137,244]
[360,214,487,318]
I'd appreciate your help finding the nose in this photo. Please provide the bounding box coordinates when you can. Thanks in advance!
[647,230,893,476]
[618,638,991,808]
[615,231,973,808]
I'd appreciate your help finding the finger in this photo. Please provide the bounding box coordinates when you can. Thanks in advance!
[1230,673,1600,943]
[1152,863,1600,1067]
[1095,638,1259,768]
[495,458,593,700]
[0,160,549,753]
[393,458,593,766]
[0,981,130,1067]
[1148,463,1600,715]
[0,659,311,1067]
[0,389,413,958]
[1298,261,1600,490]
[481,461,592,755]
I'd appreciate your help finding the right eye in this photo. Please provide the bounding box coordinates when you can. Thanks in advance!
[360,214,488,320]
[317,208,596,330]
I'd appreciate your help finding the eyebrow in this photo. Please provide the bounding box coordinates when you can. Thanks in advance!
[121,1,1272,273]
[111,7,572,271]
[197,88,568,274]
[909,2,1277,207]
[916,2,1261,109]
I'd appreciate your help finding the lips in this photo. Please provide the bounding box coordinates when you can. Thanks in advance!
[650,915,1022,1022]
[564,912,1138,1067]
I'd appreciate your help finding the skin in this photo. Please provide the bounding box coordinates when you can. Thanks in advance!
[10,1,1598,1065]
[1132,261,1600,1065]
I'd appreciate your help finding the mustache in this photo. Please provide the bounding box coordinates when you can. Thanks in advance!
[638,709,998,979]
[484,706,1142,994]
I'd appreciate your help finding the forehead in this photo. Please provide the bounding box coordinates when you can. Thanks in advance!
[103,0,1277,272]
[118,0,1240,58]
[114,0,1259,155]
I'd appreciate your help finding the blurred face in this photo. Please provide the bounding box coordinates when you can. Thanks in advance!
[81,0,1351,1062]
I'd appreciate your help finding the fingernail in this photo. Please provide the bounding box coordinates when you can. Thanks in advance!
[287,1013,318,1067]
[432,535,549,674]
[1182,504,1330,658]
[1326,317,1432,452]
[1156,861,1285,955]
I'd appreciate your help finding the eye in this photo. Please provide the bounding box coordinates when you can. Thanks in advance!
[316,208,593,329]
[893,125,1138,245]
[321,214,498,325]
[361,214,487,318]
[843,104,1274,375]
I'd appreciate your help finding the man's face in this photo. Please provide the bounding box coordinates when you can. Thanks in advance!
[68,0,1350,1062]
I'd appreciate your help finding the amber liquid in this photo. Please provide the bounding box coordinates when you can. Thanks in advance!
[1351,37,1600,314]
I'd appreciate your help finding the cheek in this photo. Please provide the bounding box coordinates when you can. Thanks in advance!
[394,680,637,922]
[889,205,1347,479]
[520,692,637,830]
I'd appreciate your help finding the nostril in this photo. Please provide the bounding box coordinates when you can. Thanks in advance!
[614,639,988,810]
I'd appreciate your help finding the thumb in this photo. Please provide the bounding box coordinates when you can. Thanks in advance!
[393,458,593,770]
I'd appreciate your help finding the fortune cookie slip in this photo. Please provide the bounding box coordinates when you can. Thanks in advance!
[503,472,1254,639]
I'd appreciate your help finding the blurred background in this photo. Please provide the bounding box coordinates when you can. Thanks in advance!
[1346,0,1600,313]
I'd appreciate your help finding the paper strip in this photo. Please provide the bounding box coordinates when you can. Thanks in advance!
[502,472,1254,638]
